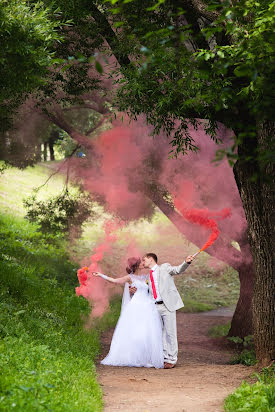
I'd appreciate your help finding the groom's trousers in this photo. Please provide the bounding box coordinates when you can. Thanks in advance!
[156,304,178,365]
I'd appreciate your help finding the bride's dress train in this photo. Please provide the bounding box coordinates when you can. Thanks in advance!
[101,274,164,368]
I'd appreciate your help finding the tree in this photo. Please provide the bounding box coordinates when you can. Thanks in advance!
[2,0,273,363]
[39,108,254,340]
[36,0,256,343]
[0,0,63,132]
[102,0,274,364]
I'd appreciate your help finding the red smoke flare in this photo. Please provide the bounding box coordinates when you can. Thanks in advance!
[174,197,231,252]
[75,218,124,317]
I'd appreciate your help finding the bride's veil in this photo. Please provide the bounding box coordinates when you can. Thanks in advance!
[121,273,132,313]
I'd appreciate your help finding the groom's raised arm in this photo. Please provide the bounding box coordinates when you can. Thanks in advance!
[168,255,193,276]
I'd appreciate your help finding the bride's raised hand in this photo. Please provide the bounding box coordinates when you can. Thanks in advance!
[92,271,101,277]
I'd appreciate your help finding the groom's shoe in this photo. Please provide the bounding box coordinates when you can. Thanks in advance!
[164,362,176,369]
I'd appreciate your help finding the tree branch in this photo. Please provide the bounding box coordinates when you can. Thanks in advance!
[43,106,93,147]
[86,115,107,135]
[89,4,131,68]
[62,104,101,112]
[34,144,81,192]
[181,0,220,22]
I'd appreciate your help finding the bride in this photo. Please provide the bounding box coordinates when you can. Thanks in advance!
[93,257,164,368]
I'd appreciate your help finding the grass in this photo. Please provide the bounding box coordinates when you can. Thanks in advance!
[224,365,275,411]
[209,323,273,410]
[0,162,75,216]
[0,214,121,411]
[208,322,231,337]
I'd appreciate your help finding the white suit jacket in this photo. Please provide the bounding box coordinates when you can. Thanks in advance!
[148,261,190,312]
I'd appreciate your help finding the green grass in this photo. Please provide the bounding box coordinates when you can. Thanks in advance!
[179,298,214,313]
[0,214,120,411]
[177,265,239,312]
[0,162,76,216]
[208,322,231,337]
[224,365,275,411]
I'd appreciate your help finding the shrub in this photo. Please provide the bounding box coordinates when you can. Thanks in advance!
[24,190,94,236]
[224,365,275,412]
[228,336,257,366]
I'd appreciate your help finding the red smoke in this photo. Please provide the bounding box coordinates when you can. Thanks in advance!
[76,219,124,317]
[174,197,231,252]
[72,118,251,316]
[74,119,247,266]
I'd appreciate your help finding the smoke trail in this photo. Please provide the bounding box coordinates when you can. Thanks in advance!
[76,218,124,317]
[174,196,231,252]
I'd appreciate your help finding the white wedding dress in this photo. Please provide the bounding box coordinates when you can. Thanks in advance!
[101,274,164,368]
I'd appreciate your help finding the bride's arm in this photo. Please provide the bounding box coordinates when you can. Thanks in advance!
[92,272,131,285]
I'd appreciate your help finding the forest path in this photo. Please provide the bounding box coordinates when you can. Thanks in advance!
[96,309,253,412]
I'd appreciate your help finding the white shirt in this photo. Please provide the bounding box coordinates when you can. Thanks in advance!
[150,264,162,302]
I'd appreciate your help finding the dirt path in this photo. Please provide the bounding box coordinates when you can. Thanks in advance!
[96,310,253,412]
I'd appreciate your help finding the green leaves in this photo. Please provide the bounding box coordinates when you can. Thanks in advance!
[224,365,275,412]
[234,65,253,78]
[146,0,166,11]
[23,190,94,236]
[95,60,104,74]
[0,0,65,131]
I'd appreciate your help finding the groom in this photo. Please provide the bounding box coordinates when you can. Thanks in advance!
[133,252,193,369]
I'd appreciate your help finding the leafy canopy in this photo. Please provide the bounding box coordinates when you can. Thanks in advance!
[0,0,63,130]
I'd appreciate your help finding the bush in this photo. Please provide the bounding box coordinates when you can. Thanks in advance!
[24,190,94,236]
[228,336,257,366]
[224,365,275,412]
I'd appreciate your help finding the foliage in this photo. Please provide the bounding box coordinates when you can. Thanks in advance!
[0,214,121,411]
[54,132,80,158]
[0,214,75,284]
[2,0,273,163]
[23,190,94,236]
[228,336,257,366]
[231,349,257,367]
[0,161,10,175]
[108,0,275,161]
[0,0,64,131]
[224,365,275,411]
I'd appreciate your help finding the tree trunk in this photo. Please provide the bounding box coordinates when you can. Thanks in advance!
[43,143,48,161]
[49,140,55,161]
[149,190,253,336]
[233,120,275,365]
[228,262,253,338]
[36,144,42,162]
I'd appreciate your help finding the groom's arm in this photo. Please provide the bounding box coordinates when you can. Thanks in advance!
[168,255,193,276]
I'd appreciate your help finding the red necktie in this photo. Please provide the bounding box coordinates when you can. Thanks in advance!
[150,270,157,300]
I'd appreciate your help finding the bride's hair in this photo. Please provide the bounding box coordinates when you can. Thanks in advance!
[126,257,141,274]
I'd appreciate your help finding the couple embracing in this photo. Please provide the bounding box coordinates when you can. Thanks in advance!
[93,252,194,369]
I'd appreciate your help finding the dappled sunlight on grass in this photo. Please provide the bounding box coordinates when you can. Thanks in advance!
[0,163,77,216]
